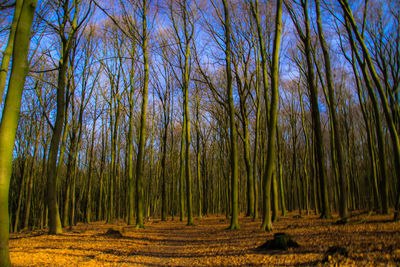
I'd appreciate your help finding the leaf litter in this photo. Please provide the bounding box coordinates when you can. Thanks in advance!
[9,212,400,266]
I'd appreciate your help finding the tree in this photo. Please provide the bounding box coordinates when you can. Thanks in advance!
[154,33,173,221]
[339,0,400,221]
[231,4,255,217]
[100,21,125,224]
[284,0,331,219]
[222,0,240,230]
[0,0,22,104]
[194,82,203,219]
[5,0,400,247]
[46,0,91,234]
[169,0,195,226]
[249,0,271,227]
[135,0,149,228]
[261,0,282,231]
[0,0,37,265]
[315,0,348,221]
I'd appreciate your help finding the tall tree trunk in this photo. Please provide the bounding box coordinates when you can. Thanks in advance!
[148,101,155,220]
[252,31,262,221]
[69,148,78,227]
[222,0,240,230]
[181,0,194,226]
[127,45,136,225]
[196,91,202,219]
[47,44,67,235]
[297,80,309,215]
[285,0,331,218]
[260,0,282,231]
[0,0,37,264]
[250,0,270,124]
[86,105,97,223]
[340,0,400,220]
[344,17,390,215]
[242,106,254,218]
[13,145,29,232]
[179,126,185,221]
[39,137,49,229]
[315,0,348,221]
[0,0,23,104]
[63,132,76,227]
[276,124,286,216]
[23,116,42,229]
[351,56,380,211]
[47,0,80,234]
[271,170,279,221]
[97,121,107,221]
[169,113,175,220]
[135,0,149,228]
[304,0,331,219]
[161,115,168,221]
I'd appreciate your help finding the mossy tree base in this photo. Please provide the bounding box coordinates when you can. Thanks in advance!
[260,222,273,232]
[134,224,145,229]
[228,224,240,230]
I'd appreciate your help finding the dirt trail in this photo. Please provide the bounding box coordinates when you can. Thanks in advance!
[9,213,400,266]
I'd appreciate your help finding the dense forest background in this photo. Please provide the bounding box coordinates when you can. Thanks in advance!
[0,0,399,265]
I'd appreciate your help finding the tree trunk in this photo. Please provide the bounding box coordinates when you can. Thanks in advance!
[0,0,37,264]
[196,91,202,218]
[223,0,240,230]
[47,44,67,235]
[135,0,149,228]
[351,56,380,211]
[127,45,136,224]
[260,0,282,231]
[179,126,185,222]
[23,116,42,229]
[287,0,331,219]
[47,0,80,234]
[315,0,348,220]
[276,125,286,216]
[0,0,23,104]
[340,0,400,220]
[253,61,261,221]
[13,148,29,233]
[344,17,390,214]
[161,115,168,221]
[86,113,97,223]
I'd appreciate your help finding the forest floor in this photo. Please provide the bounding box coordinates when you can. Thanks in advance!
[9,212,400,266]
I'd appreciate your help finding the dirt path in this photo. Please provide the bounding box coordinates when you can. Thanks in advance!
[9,213,400,266]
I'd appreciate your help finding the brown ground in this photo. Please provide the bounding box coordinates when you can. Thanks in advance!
[9,212,400,266]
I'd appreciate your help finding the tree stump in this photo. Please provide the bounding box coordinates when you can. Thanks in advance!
[99,228,123,238]
[257,232,299,251]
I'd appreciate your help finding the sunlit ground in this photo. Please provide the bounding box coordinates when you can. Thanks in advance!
[9,212,400,266]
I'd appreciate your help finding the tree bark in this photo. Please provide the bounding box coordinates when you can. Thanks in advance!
[47,0,81,234]
[222,0,240,230]
[260,0,282,231]
[135,0,149,228]
[340,0,400,220]
[0,0,37,264]
[0,0,23,104]
[315,0,348,220]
